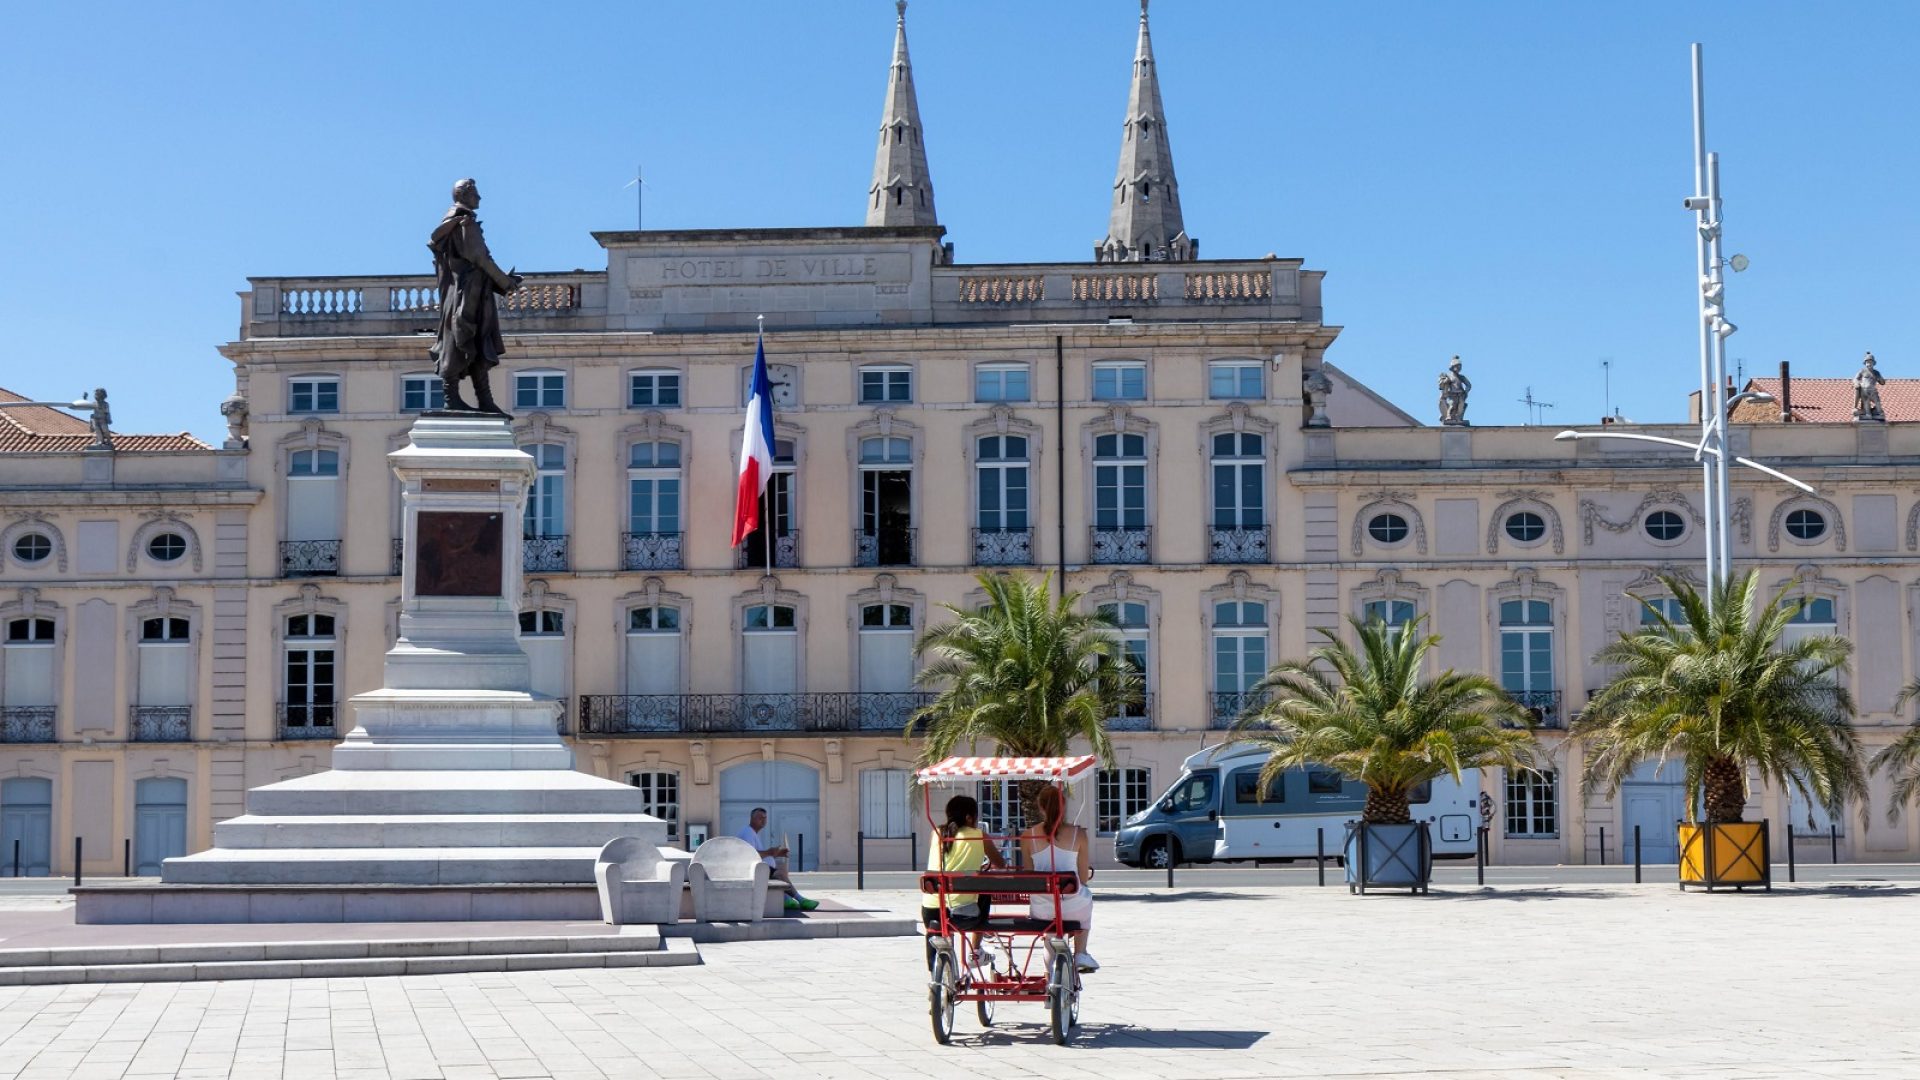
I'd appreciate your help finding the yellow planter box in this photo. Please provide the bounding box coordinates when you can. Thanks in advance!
[1678,821,1771,890]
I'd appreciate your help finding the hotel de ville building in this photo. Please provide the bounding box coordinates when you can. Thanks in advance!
[4,3,1919,877]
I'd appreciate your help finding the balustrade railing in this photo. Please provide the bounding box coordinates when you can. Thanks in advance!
[956,275,1044,304]
[1505,690,1563,729]
[1209,691,1268,730]
[523,534,570,573]
[278,702,338,740]
[622,531,684,571]
[578,692,935,736]
[281,287,363,316]
[388,284,439,313]
[1071,272,1159,303]
[855,528,915,568]
[129,706,191,742]
[0,706,55,743]
[280,540,341,578]
[1185,270,1274,302]
[972,527,1033,566]
[1208,525,1269,564]
[1091,526,1151,565]
[736,531,799,570]
[1106,694,1155,732]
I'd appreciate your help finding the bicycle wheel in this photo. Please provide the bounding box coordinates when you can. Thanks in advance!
[976,995,995,1027]
[930,952,957,1045]
[1048,951,1074,1046]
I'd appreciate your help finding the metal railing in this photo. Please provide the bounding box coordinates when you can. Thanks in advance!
[736,531,799,570]
[1505,690,1564,729]
[1105,693,1155,732]
[972,527,1033,566]
[577,692,935,736]
[855,528,915,567]
[279,540,340,578]
[1208,525,1270,564]
[129,706,191,742]
[622,531,684,571]
[1209,691,1268,730]
[1091,526,1151,564]
[0,706,55,743]
[278,702,338,741]
[523,534,570,573]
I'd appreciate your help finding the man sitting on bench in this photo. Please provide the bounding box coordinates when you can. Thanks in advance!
[738,807,818,912]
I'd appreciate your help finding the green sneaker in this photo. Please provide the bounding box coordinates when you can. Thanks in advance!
[783,896,802,911]
[798,898,820,912]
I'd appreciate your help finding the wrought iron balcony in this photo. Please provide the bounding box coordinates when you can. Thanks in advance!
[129,706,191,742]
[1209,525,1269,564]
[622,531,684,571]
[855,528,916,567]
[523,534,570,573]
[391,538,404,576]
[1105,693,1155,732]
[577,692,935,737]
[736,531,799,570]
[1504,690,1564,729]
[1091,526,1151,565]
[1209,690,1269,730]
[0,706,55,743]
[972,527,1034,566]
[278,702,338,741]
[279,539,340,578]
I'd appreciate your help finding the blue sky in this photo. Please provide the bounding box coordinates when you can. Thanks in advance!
[2,2,1915,441]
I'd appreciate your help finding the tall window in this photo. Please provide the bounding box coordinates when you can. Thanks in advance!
[518,609,568,713]
[626,606,681,695]
[1093,433,1147,529]
[1362,599,1416,641]
[742,604,799,695]
[860,769,912,839]
[1210,433,1264,529]
[628,371,682,409]
[1212,601,1269,705]
[628,442,682,537]
[523,443,566,538]
[628,771,681,839]
[975,436,1029,532]
[2,617,56,712]
[1780,596,1837,645]
[286,449,341,547]
[858,604,914,694]
[288,376,339,414]
[137,616,191,709]
[400,374,444,413]
[1499,599,1554,698]
[288,449,339,477]
[1097,767,1153,835]
[1092,361,1146,402]
[284,614,336,729]
[1638,596,1686,626]
[974,364,1030,403]
[858,437,913,566]
[738,440,796,568]
[976,779,1023,839]
[1504,770,1558,838]
[515,371,566,410]
[1208,360,1263,400]
[1098,602,1150,720]
[858,366,912,404]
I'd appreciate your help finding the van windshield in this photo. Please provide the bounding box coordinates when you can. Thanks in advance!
[1163,772,1216,814]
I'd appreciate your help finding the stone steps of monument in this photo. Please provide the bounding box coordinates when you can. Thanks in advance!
[161,847,614,886]
[0,938,700,986]
[245,769,654,817]
[0,928,663,968]
[213,814,664,849]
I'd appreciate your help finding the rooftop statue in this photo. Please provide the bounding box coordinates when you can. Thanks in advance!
[1853,351,1886,422]
[1438,356,1471,426]
[428,178,523,417]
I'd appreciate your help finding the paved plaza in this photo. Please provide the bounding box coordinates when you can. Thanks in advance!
[0,879,1915,1078]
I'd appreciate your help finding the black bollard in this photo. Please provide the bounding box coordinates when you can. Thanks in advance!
[1830,823,1839,864]
[10,837,17,879]
[123,838,131,878]
[73,836,82,887]
[1475,827,1485,885]
[797,833,805,874]
[1166,852,1174,889]
[1787,827,1796,883]
[1599,826,1607,867]
[1633,825,1642,884]
[910,832,918,873]
[1316,827,1326,887]
[856,831,865,890]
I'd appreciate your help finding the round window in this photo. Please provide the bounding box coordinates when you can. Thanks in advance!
[1505,511,1546,544]
[11,532,51,564]
[1367,513,1410,545]
[147,532,187,562]
[1644,510,1686,542]
[1784,508,1827,542]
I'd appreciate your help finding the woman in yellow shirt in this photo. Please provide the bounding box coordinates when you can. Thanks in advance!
[922,795,1006,967]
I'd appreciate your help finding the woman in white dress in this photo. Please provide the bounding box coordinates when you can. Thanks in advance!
[1022,785,1097,972]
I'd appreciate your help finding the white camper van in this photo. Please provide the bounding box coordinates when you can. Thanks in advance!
[1113,743,1483,868]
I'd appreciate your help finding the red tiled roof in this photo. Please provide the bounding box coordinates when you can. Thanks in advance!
[0,386,210,453]
[1729,376,1920,424]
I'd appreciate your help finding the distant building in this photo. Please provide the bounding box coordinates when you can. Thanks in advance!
[4,4,1916,877]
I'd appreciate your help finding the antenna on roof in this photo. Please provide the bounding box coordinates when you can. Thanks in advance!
[1518,387,1556,426]
[1600,358,1612,418]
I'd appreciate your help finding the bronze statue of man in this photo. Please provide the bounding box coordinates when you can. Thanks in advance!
[428,178,523,415]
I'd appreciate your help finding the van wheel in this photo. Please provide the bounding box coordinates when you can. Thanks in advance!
[1143,837,1179,870]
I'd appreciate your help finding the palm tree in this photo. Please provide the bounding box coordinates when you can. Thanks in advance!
[1868,684,1920,822]
[1575,571,1865,826]
[1232,615,1538,824]
[909,573,1139,820]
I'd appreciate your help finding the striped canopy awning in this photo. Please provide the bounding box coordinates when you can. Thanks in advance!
[915,756,1097,782]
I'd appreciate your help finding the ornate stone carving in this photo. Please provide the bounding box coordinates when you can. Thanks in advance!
[1578,491,1702,544]
[1485,491,1564,554]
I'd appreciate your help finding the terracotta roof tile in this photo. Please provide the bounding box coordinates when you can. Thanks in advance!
[0,386,211,453]
[1729,376,1920,424]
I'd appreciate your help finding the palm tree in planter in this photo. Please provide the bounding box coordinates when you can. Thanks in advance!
[1575,571,1866,890]
[1233,615,1537,893]
[909,572,1140,827]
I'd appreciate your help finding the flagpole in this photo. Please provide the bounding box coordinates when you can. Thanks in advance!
[758,314,772,575]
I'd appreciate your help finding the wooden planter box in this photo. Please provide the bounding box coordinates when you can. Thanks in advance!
[1342,821,1433,895]
[1678,820,1771,892]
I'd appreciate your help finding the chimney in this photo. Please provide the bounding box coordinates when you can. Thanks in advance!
[1778,361,1792,422]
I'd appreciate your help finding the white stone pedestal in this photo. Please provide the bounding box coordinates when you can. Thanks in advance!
[82,417,669,922]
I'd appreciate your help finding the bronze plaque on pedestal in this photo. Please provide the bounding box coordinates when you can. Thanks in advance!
[415,512,503,597]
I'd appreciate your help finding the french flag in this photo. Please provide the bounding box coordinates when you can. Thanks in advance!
[731,333,776,547]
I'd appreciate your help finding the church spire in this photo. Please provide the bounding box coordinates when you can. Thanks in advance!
[866,0,938,227]
[1096,0,1196,262]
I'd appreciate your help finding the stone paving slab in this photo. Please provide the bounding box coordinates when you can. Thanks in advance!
[0,884,1914,1077]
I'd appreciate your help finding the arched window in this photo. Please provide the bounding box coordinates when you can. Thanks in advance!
[1099,601,1150,725]
[626,606,682,696]
[1210,432,1265,532]
[975,435,1030,544]
[857,604,914,694]
[742,604,799,699]
[283,613,336,733]
[1092,433,1148,561]
[1211,601,1268,723]
[627,442,682,538]
[1499,600,1554,720]
[523,443,566,539]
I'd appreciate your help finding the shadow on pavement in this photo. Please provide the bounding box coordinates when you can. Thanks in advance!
[1438,887,1625,902]
[1096,890,1264,903]
[945,1024,1267,1050]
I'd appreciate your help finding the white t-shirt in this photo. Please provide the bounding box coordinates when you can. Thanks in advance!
[737,826,777,867]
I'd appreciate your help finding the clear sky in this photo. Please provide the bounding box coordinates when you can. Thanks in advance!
[2,2,1915,441]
